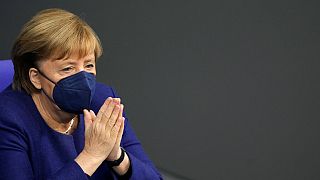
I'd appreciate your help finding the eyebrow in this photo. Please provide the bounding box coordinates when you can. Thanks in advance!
[54,56,95,66]
[84,59,95,63]
[60,60,77,65]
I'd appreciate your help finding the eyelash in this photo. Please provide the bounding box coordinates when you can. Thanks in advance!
[86,64,94,68]
[61,64,94,72]
[62,66,73,72]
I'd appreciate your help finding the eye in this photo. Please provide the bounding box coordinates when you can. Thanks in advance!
[62,66,73,72]
[85,64,94,68]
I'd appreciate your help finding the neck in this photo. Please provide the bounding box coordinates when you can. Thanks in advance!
[32,91,77,133]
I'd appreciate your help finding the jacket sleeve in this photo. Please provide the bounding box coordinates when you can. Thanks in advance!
[109,86,163,180]
[0,110,34,180]
[47,161,88,180]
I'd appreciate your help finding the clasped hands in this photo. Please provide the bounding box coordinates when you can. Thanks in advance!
[77,97,125,175]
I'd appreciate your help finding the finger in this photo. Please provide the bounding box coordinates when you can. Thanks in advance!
[117,104,124,120]
[83,109,93,132]
[115,117,125,146]
[115,106,125,146]
[113,98,121,106]
[89,110,96,121]
[107,104,121,128]
[110,116,123,138]
[102,100,117,121]
[96,97,112,121]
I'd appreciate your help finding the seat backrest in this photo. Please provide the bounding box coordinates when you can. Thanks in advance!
[0,60,14,92]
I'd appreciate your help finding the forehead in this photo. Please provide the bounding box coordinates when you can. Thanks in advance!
[39,52,95,67]
[56,53,95,62]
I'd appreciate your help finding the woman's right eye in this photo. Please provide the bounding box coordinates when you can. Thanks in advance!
[62,67,73,72]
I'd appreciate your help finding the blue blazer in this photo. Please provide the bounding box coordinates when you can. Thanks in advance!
[0,83,162,180]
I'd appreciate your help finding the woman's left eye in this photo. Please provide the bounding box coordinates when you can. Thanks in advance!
[86,64,94,68]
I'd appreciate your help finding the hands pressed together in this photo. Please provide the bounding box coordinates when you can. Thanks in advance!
[75,97,130,176]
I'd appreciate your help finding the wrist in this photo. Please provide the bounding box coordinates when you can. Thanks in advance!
[112,151,131,176]
[107,147,122,161]
[75,150,105,176]
[106,147,126,167]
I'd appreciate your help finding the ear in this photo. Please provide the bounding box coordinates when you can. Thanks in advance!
[29,68,42,90]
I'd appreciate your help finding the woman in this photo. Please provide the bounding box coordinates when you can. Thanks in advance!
[0,8,162,179]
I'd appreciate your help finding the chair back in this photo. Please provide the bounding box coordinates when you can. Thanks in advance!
[0,60,14,92]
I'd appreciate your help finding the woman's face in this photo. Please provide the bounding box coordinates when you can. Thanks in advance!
[37,53,96,97]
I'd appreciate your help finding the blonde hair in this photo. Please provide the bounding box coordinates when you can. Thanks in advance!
[11,8,103,94]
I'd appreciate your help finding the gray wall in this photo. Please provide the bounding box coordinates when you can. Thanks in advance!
[1,1,320,179]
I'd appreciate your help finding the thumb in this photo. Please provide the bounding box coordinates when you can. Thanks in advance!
[83,109,93,132]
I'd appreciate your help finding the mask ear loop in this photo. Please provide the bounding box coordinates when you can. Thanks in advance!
[36,69,77,121]
[36,69,57,104]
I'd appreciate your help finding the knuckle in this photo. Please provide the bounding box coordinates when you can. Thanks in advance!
[111,128,117,137]
[108,120,114,128]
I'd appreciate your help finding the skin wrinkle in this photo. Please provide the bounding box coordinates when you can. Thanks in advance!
[34,90,78,133]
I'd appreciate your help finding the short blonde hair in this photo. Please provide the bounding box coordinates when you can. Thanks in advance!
[11,8,103,94]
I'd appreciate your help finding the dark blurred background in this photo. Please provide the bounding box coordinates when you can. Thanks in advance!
[1,1,320,179]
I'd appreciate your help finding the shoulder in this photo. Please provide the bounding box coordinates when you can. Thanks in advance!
[94,82,115,97]
[0,86,37,131]
[0,86,32,113]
